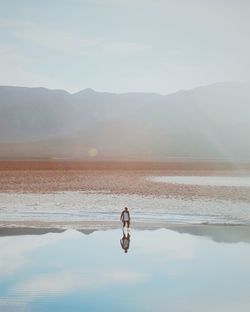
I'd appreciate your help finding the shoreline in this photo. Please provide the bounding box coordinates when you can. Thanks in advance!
[1,222,250,244]
[0,220,189,230]
[0,219,248,230]
[1,169,250,232]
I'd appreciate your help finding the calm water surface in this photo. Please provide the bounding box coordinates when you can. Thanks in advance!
[149,175,250,187]
[0,227,250,312]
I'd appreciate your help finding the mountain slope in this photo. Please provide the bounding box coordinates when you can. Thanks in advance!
[0,83,250,161]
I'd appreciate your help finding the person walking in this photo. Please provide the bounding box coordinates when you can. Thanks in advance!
[120,207,131,229]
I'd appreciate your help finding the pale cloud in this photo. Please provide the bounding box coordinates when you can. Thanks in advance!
[13,269,147,295]
[9,268,148,309]
[101,41,151,55]
[0,43,57,88]
[14,24,99,54]
[0,229,148,308]
[132,229,196,261]
[0,18,150,56]
[0,232,65,278]
[0,1,249,93]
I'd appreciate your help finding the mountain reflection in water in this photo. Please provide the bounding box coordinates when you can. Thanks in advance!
[0,227,250,312]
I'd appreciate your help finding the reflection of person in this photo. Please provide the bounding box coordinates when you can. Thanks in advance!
[120,207,130,229]
[120,232,130,253]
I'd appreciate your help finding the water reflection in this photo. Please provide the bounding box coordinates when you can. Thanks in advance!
[0,227,250,311]
[120,230,131,253]
[168,225,250,244]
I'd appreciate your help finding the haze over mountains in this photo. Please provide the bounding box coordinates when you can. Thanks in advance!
[0,82,250,162]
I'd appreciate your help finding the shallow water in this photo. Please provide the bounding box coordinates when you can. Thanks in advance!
[0,227,250,312]
[149,175,250,187]
[1,191,250,225]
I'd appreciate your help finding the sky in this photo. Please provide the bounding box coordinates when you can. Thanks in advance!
[0,0,250,94]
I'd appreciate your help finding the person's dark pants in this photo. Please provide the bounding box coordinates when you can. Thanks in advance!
[123,221,130,228]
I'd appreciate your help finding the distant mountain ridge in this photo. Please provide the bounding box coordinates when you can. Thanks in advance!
[0,82,250,161]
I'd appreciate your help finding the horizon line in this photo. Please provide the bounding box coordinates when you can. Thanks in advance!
[0,80,248,97]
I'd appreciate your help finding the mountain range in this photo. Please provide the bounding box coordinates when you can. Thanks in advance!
[0,82,250,162]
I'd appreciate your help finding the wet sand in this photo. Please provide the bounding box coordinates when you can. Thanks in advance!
[1,161,250,230]
[1,169,250,202]
[0,220,172,231]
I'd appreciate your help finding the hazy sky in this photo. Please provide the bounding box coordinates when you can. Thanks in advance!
[0,0,249,94]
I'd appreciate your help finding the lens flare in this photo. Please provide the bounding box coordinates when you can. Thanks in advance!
[87,148,98,157]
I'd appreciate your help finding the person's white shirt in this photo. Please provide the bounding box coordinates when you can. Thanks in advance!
[123,211,129,221]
